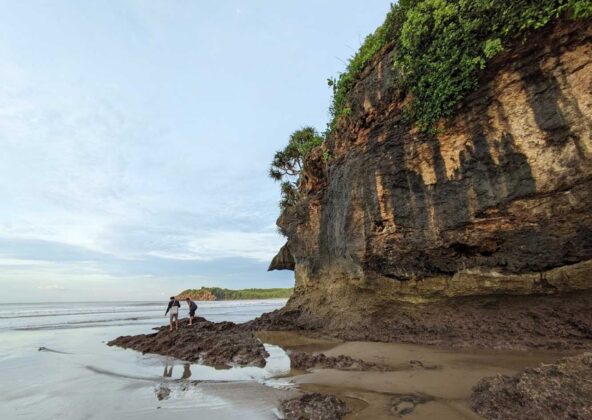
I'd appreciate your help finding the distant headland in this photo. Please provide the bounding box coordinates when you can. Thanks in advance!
[177,287,293,301]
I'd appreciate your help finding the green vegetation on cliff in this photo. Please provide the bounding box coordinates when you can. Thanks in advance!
[270,0,591,210]
[329,0,592,131]
[269,127,324,210]
[178,287,293,300]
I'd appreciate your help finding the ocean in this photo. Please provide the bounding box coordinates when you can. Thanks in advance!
[0,300,292,420]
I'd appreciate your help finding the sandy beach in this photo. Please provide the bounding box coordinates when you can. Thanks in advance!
[0,300,293,420]
[1,300,579,420]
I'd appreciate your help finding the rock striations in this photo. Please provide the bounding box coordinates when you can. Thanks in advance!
[267,19,592,348]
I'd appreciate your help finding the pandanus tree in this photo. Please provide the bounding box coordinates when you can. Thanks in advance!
[269,127,324,209]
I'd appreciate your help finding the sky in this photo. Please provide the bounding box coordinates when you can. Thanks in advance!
[0,0,391,302]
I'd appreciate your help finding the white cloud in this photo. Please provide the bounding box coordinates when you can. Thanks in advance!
[37,283,69,291]
[148,230,284,262]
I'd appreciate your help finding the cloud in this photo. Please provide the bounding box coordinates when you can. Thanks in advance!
[0,1,311,302]
[37,283,70,291]
[147,230,284,262]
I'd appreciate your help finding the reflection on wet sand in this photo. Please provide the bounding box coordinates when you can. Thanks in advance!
[182,363,192,379]
[161,363,191,380]
[86,330,577,419]
[258,331,576,420]
[163,365,172,378]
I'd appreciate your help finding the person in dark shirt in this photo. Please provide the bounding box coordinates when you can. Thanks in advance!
[185,298,198,326]
[165,296,181,331]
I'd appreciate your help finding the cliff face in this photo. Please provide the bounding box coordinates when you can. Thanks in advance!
[273,19,592,316]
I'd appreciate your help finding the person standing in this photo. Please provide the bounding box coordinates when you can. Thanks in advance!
[185,298,197,326]
[165,296,181,331]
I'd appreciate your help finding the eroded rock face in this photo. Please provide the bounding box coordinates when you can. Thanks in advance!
[471,353,592,419]
[272,19,592,310]
[108,317,269,368]
[268,243,295,271]
[247,290,592,350]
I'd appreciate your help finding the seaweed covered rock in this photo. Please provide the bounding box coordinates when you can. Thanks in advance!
[281,393,348,420]
[108,317,269,368]
[471,353,592,419]
[288,351,389,371]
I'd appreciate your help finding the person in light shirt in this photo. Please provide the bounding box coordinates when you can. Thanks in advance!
[164,296,181,331]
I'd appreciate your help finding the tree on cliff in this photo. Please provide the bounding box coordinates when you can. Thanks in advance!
[269,127,323,209]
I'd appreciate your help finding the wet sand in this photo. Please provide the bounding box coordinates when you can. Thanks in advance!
[3,316,579,419]
[259,331,577,419]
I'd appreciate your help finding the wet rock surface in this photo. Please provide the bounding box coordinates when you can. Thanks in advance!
[247,291,592,350]
[280,392,349,420]
[289,351,389,371]
[471,352,592,419]
[390,394,433,417]
[155,384,171,401]
[108,317,269,367]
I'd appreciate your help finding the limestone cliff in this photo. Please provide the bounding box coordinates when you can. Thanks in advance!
[270,19,592,334]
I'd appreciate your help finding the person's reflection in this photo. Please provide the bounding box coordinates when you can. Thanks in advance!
[163,364,173,378]
[182,363,192,379]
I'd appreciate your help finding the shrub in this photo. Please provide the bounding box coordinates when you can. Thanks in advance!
[327,0,591,133]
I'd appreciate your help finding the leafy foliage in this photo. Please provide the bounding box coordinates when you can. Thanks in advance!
[327,1,412,131]
[328,0,591,132]
[178,287,293,300]
[269,127,324,209]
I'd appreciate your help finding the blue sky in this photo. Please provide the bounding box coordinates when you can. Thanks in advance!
[0,0,390,302]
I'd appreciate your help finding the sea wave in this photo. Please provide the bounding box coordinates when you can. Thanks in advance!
[0,299,287,331]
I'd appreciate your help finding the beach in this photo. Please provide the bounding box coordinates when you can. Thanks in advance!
[0,300,293,420]
[1,300,581,419]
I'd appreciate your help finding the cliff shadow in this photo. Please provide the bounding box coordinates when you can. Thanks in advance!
[338,82,537,278]
[517,56,588,160]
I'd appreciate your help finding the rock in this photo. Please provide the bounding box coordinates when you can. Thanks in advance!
[38,346,69,354]
[471,353,592,419]
[390,394,433,417]
[268,243,295,271]
[264,18,592,349]
[288,351,389,371]
[408,360,440,370]
[246,291,592,350]
[155,384,171,401]
[280,393,348,420]
[108,317,269,368]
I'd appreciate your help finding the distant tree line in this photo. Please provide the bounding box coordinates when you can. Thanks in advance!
[178,287,293,300]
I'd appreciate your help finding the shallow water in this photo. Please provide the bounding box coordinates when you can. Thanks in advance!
[0,300,286,331]
[0,301,578,420]
[0,300,293,420]
[260,331,576,419]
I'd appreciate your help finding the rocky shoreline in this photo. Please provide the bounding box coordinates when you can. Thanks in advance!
[108,317,269,368]
[244,290,592,351]
[107,305,592,419]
